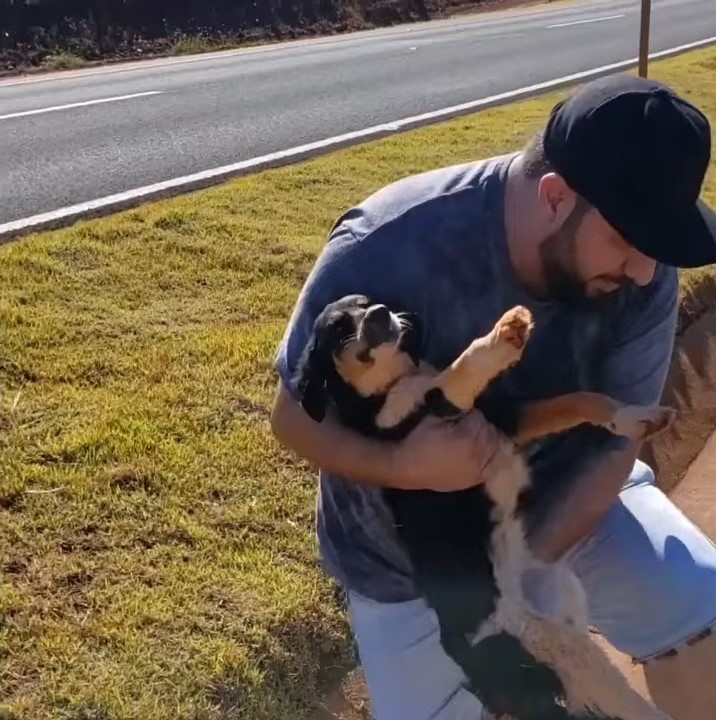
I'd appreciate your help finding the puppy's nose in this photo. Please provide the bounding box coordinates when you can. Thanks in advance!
[365,304,390,325]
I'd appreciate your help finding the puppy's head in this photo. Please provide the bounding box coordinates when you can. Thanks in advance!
[295,294,422,422]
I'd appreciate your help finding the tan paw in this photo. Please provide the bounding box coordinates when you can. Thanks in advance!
[493,305,534,351]
[608,405,676,441]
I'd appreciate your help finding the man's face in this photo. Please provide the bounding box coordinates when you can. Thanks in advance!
[537,179,657,306]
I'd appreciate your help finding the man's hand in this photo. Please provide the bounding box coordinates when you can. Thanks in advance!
[392,411,501,492]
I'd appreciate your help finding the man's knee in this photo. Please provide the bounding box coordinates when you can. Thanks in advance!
[642,627,716,720]
[565,468,716,661]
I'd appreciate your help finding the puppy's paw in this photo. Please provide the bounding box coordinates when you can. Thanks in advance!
[608,405,676,441]
[459,306,534,383]
[493,306,534,351]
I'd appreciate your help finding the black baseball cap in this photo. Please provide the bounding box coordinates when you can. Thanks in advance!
[543,73,716,268]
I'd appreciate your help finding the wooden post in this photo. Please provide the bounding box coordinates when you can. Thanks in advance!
[638,0,652,77]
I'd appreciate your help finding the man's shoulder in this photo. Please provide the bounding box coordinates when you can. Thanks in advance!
[333,153,516,242]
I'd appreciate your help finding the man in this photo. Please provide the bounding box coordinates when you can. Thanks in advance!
[271,74,716,720]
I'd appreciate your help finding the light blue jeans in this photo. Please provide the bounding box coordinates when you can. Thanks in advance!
[347,460,716,720]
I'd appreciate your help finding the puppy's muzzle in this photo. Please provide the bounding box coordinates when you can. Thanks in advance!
[360,304,398,347]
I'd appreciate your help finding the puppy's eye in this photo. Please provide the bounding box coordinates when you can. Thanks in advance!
[357,348,372,363]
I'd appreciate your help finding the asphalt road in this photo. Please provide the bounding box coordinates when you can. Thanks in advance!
[1,0,715,227]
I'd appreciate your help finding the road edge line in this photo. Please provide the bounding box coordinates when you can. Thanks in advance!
[2,35,715,244]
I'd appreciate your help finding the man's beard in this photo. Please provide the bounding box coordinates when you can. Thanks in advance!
[538,226,631,311]
[539,228,591,308]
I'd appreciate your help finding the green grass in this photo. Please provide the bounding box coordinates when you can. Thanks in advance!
[40,52,87,71]
[2,46,716,720]
[170,34,266,56]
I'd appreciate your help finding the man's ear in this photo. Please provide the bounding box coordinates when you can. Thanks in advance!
[537,172,577,226]
[295,335,330,423]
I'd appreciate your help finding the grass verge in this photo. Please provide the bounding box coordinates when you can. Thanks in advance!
[40,52,87,72]
[169,34,269,56]
[2,45,716,720]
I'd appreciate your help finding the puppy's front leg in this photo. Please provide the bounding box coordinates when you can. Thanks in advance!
[511,392,675,447]
[431,306,534,413]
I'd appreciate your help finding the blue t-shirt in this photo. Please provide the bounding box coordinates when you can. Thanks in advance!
[275,153,678,604]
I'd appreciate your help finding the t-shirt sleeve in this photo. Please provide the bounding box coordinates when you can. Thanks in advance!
[274,219,428,399]
[574,264,679,462]
[523,265,679,527]
[597,263,678,407]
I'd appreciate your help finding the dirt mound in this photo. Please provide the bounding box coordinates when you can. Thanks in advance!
[643,298,716,493]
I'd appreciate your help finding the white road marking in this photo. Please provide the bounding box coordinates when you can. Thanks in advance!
[1,35,715,242]
[547,13,625,28]
[0,90,163,121]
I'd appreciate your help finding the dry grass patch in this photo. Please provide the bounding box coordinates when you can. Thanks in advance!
[1,45,716,720]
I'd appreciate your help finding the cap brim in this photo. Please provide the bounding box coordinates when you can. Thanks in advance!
[623,199,716,269]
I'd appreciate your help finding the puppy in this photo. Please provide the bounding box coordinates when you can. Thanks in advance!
[294,293,675,720]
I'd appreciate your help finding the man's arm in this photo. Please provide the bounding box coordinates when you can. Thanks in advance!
[271,383,501,491]
[271,383,400,486]
[530,266,679,561]
[531,443,640,561]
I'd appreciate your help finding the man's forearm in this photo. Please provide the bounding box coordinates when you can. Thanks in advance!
[529,442,640,562]
[270,384,399,487]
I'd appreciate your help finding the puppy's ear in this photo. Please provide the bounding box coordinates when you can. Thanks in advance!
[296,335,330,423]
[399,312,423,366]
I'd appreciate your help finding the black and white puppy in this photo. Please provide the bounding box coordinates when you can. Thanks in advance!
[294,293,675,720]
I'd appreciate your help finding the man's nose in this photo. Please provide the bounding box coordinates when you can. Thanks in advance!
[626,252,657,287]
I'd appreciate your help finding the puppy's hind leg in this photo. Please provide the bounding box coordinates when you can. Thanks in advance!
[499,609,674,720]
[430,306,535,413]
[521,561,590,633]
